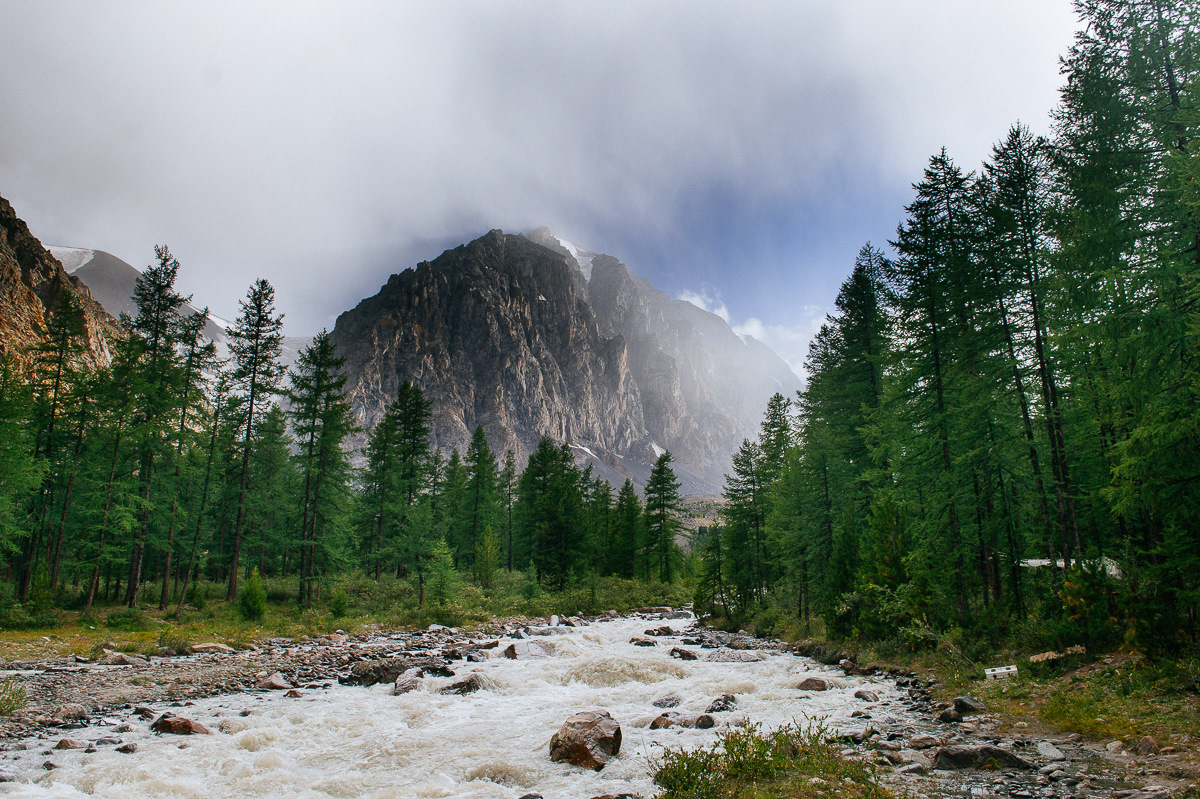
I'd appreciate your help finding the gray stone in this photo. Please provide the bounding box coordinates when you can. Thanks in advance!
[953,696,987,714]
[1035,741,1065,760]
[439,673,495,695]
[503,641,554,660]
[393,667,424,695]
[652,693,681,709]
[190,643,235,654]
[907,734,939,749]
[931,744,1034,771]
[854,688,879,702]
[702,647,762,662]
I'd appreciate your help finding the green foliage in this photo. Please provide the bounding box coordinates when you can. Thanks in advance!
[653,723,892,799]
[105,607,151,631]
[428,539,459,607]
[238,567,267,621]
[473,525,499,589]
[328,586,349,619]
[0,679,27,716]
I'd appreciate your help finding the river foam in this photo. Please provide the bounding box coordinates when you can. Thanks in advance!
[0,616,899,798]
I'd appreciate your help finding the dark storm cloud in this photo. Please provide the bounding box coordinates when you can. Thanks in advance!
[0,1,1078,372]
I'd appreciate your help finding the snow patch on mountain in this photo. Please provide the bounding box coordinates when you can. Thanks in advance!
[48,246,95,274]
[558,238,594,282]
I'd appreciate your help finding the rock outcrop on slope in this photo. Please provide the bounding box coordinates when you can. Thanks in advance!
[0,194,120,368]
[329,229,800,492]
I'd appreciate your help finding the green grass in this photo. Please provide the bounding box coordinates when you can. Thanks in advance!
[0,570,695,661]
[0,678,26,715]
[652,723,894,799]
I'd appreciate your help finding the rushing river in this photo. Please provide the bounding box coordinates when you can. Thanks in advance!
[0,615,906,798]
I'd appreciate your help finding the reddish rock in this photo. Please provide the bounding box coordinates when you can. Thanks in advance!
[115,743,138,754]
[285,689,303,698]
[549,710,622,771]
[257,673,292,690]
[150,714,213,735]
[53,739,87,750]
[854,688,879,702]
[630,636,656,647]
[649,713,676,729]
[797,676,829,691]
[705,694,737,713]
[669,647,697,661]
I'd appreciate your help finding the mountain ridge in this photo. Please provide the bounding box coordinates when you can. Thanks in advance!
[329,228,800,492]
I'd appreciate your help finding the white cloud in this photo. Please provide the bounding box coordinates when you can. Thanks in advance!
[0,1,1079,336]
[678,288,731,324]
[680,288,825,379]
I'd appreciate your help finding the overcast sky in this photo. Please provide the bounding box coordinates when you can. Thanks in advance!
[1,1,1080,375]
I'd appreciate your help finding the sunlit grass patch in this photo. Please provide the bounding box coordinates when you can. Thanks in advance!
[652,722,894,799]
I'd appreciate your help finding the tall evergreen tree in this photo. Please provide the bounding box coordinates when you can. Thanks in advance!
[226,278,285,600]
[289,331,354,606]
[644,451,683,583]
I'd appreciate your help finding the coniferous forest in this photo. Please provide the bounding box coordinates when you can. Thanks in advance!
[697,0,1200,661]
[0,244,688,624]
[0,0,1197,674]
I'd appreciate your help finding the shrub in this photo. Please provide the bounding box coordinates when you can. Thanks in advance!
[238,568,267,622]
[0,679,26,716]
[186,580,211,610]
[329,587,349,619]
[104,606,150,631]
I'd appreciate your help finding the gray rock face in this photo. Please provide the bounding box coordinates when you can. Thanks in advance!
[329,229,800,491]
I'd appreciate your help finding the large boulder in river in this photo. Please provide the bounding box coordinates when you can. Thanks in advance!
[504,641,554,659]
[151,714,213,735]
[439,673,497,695]
[342,657,408,686]
[932,744,1034,771]
[549,710,622,771]
[393,667,424,695]
[797,676,829,691]
[257,673,292,690]
[702,647,761,662]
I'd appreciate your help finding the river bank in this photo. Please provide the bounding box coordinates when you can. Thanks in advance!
[0,610,1195,798]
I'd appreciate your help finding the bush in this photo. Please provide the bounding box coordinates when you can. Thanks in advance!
[186,580,211,611]
[0,679,26,716]
[238,568,267,622]
[329,587,349,619]
[104,606,150,631]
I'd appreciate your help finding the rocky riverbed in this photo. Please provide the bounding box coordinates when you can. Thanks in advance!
[0,609,1194,798]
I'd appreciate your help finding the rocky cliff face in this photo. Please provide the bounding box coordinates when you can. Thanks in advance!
[0,195,120,368]
[331,229,800,492]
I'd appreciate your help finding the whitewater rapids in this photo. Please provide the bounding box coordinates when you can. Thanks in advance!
[0,616,902,798]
